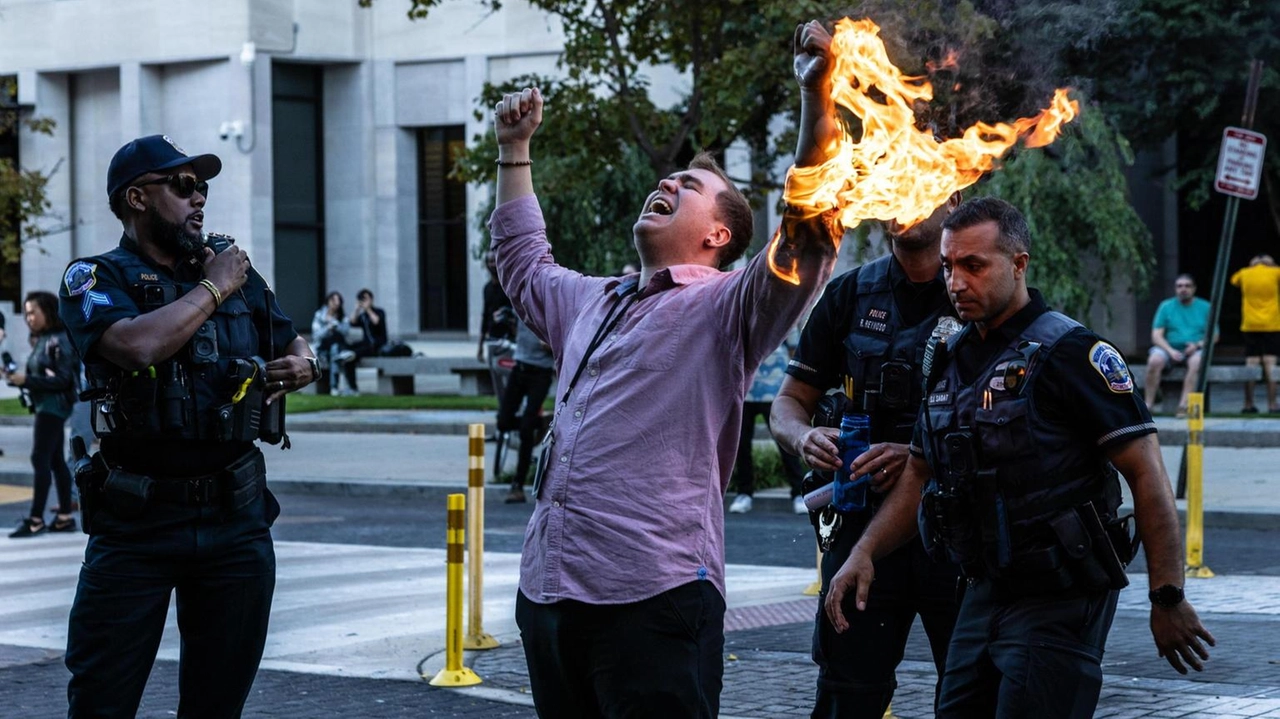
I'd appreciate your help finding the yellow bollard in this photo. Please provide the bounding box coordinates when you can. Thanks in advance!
[1184,394,1215,578]
[429,494,482,686]
[803,545,822,596]
[464,424,500,649]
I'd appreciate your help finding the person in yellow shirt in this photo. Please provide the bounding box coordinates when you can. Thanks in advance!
[1230,255,1280,413]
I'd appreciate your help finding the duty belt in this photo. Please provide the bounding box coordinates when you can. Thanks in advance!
[148,450,265,505]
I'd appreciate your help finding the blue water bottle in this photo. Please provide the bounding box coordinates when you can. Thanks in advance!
[833,412,871,512]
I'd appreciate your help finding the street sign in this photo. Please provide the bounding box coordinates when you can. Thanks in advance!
[1215,126,1267,200]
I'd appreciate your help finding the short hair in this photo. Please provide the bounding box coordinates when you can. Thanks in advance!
[688,152,753,268]
[108,188,129,222]
[24,291,64,333]
[941,196,1031,255]
[357,288,373,301]
[1175,273,1196,286]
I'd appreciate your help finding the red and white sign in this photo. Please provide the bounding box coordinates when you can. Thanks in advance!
[1215,126,1267,200]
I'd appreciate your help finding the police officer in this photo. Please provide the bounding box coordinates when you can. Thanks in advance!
[827,197,1215,717]
[772,192,962,717]
[58,135,319,718]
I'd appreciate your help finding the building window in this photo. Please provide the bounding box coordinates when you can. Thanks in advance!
[271,63,325,327]
[417,125,467,332]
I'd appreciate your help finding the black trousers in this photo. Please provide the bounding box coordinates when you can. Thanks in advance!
[515,581,725,718]
[497,362,554,487]
[733,401,804,497]
[937,579,1118,718]
[813,512,961,718]
[65,484,280,718]
[30,412,72,516]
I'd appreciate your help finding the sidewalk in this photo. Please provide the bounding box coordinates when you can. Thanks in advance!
[2,410,1274,527]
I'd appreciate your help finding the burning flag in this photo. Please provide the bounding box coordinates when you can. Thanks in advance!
[783,17,1080,231]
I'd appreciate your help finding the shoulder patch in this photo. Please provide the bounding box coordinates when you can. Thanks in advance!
[1089,341,1133,393]
[64,261,98,297]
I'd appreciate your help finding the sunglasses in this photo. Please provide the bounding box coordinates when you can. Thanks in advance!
[133,174,209,200]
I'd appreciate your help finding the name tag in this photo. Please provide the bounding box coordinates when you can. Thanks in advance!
[929,392,951,405]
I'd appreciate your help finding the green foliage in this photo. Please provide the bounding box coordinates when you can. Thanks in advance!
[975,104,1153,318]
[0,76,56,292]
[373,0,1159,297]
[1068,0,1280,222]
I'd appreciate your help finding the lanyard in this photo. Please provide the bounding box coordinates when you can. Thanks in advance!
[549,282,639,430]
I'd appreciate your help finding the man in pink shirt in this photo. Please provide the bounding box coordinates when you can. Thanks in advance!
[489,21,841,718]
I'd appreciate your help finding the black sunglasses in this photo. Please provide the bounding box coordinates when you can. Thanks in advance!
[133,174,209,200]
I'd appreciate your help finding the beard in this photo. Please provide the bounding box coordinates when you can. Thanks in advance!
[146,206,203,258]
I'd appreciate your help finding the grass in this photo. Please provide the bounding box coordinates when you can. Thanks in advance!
[284,393,500,413]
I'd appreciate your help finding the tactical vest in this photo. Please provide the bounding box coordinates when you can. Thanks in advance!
[840,256,953,445]
[919,311,1122,581]
[83,245,268,443]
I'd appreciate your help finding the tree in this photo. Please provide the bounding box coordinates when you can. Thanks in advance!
[1066,0,1280,231]
[370,0,1154,315]
[0,76,56,301]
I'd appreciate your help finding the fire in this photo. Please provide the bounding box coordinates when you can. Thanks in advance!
[765,226,801,285]
[785,18,1080,231]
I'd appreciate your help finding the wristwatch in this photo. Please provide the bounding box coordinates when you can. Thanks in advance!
[1149,584,1185,608]
[305,356,323,383]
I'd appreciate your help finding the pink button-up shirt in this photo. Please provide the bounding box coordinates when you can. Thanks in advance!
[491,195,835,604]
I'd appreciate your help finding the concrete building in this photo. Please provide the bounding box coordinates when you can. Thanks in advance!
[0,0,577,339]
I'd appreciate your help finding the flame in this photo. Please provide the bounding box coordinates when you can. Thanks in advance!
[785,18,1080,230]
[925,49,960,74]
[765,226,801,285]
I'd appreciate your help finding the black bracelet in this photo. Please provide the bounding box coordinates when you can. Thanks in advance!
[496,159,533,167]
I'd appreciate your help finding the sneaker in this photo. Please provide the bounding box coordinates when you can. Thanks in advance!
[793,495,808,515]
[505,487,527,504]
[8,518,45,538]
[728,494,753,514]
[49,516,77,533]
[335,349,357,364]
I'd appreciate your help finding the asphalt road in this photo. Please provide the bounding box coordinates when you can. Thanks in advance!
[263,489,1280,576]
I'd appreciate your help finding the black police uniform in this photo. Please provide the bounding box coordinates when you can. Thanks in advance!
[58,234,297,718]
[914,290,1154,718]
[787,255,962,718]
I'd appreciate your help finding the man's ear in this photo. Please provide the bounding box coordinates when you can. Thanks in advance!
[1012,252,1030,279]
[703,224,732,251]
[126,187,147,213]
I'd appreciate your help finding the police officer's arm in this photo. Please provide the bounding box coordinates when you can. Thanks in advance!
[772,376,840,471]
[97,247,249,370]
[1107,434,1216,674]
[264,335,316,405]
[825,454,932,633]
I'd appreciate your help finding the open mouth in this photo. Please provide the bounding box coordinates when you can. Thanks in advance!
[648,198,673,216]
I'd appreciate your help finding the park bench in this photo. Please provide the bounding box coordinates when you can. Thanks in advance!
[1130,363,1262,413]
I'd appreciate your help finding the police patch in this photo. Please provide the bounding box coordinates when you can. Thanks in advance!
[1089,341,1133,393]
[64,261,97,297]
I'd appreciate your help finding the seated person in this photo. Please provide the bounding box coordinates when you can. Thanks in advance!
[312,290,358,395]
[1146,274,1212,415]
[349,288,389,359]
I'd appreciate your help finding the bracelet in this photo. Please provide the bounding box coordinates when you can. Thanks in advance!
[198,279,223,306]
[496,159,533,167]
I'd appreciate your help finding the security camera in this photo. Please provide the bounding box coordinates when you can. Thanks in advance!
[218,121,244,141]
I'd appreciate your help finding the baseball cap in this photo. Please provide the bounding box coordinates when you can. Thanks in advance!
[106,135,222,199]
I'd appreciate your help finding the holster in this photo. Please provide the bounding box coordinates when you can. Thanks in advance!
[102,468,155,520]
[1046,502,1130,591]
[73,453,110,534]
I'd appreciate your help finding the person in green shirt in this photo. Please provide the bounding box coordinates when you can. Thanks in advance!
[1146,274,1213,416]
